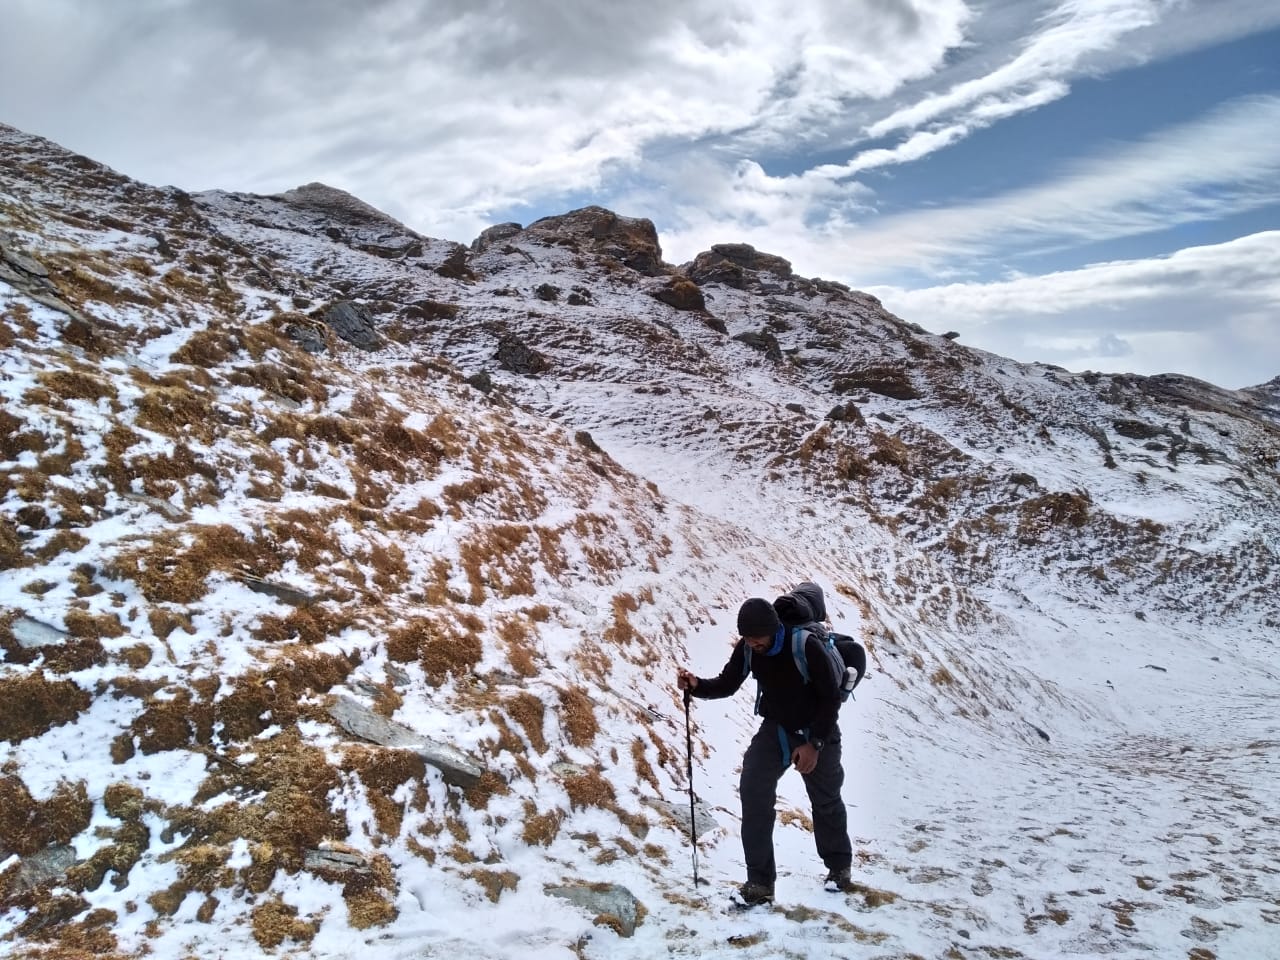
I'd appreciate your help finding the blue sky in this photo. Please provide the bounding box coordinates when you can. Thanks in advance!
[1,0,1278,388]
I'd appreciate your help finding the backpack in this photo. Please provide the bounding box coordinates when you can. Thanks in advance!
[743,624,867,710]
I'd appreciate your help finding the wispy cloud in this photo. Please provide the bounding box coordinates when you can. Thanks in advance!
[659,93,1280,281]
[869,231,1280,387]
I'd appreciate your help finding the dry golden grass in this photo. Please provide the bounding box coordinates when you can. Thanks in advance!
[630,738,661,794]
[34,369,119,406]
[341,747,427,837]
[133,382,218,444]
[604,592,641,646]
[105,523,278,604]
[504,692,548,754]
[170,327,241,367]
[387,616,482,684]
[0,777,92,856]
[0,409,47,461]
[558,686,599,746]
[250,897,318,949]
[465,868,520,903]
[0,672,92,744]
[561,767,616,811]
[521,801,563,846]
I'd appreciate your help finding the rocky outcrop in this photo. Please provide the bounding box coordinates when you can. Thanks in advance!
[834,366,921,401]
[319,301,380,351]
[685,243,793,289]
[521,206,664,276]
[471,221,523,253]
[647,276,705,312]
[276,182,419,237]
[733,330,782,362]
[496,334,550,375]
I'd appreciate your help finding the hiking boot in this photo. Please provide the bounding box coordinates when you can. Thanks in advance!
[824,866,855,892]
[738,881,774,905]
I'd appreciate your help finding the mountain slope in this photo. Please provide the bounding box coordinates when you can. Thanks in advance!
[2,122,1278,959]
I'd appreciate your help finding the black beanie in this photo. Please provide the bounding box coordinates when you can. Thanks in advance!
[737,598,781,639]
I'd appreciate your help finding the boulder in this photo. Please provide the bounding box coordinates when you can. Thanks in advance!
[471,222,523,253]
[685,243,792,288]
[833,366,921,401]
[733,330,782,362]
[495,335,550,375]
[327,695,485,788]
[546,882,643,937]
[648,277,705,312]
[320,301,380,351]
[522,207,664,276]
[710,243,792,278]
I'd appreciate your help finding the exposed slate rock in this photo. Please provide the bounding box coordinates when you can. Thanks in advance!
[327,695,485,788]
[522,206,664,276]
[545,882,643,937]
[834,366,921,401]
[495,334,550,375]
[733,330,782,362]
[320,301,380,350]
[471,222,523,253]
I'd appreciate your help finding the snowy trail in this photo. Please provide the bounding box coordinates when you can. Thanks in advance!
[584,683,1280,960]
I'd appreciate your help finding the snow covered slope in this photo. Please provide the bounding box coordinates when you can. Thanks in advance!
[2,122,1278,959]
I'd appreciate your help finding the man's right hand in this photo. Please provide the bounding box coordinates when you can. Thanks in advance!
[677,669,698,691]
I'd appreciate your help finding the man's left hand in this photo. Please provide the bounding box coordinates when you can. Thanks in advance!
[791,743,819,775]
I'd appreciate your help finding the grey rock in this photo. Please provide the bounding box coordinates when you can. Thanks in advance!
[1,245,49,279]
[11,617,69,650]
[304,848,372,877]
[732,331,782,362]
[320,301,380,350]
[284,321,327,354]
[495,335,549,375]
[642,797,718,837]
[471,222,523,253]
[327,695,485,788]
[545,882,643,937]
[10,846,77,892]
[237,573,322,606]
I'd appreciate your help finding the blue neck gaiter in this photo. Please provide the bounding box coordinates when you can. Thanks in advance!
[763,624,785,657]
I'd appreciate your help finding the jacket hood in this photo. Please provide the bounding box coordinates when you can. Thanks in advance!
[774,581,827,626]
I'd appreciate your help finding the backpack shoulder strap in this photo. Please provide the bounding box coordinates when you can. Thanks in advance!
[790,627,811,683]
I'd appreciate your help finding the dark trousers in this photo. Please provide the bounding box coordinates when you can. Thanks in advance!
[740,719,852,886]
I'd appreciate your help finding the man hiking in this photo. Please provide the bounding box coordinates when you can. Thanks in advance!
[677,584,853,905]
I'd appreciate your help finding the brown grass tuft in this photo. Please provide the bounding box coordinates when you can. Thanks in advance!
[251,897,318,949]
[562,767,616,810]
[133,376,217,443]
[0,671,91,744]
[504,692,548,753]
[521,801,563,846]
[35,369,119,406]
[558,686,599,747]
[388,616,482,684]
[466,868,520,903]
[0,777,92,856]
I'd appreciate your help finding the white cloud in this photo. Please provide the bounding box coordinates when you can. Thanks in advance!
[868,232,1280,387]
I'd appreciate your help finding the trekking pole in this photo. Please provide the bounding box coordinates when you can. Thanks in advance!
[683,687,700,888]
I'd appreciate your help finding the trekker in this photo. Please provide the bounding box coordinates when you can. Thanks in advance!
[677,587,853,905]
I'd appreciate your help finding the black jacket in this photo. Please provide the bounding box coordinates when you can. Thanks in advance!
[691,630,840,742]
